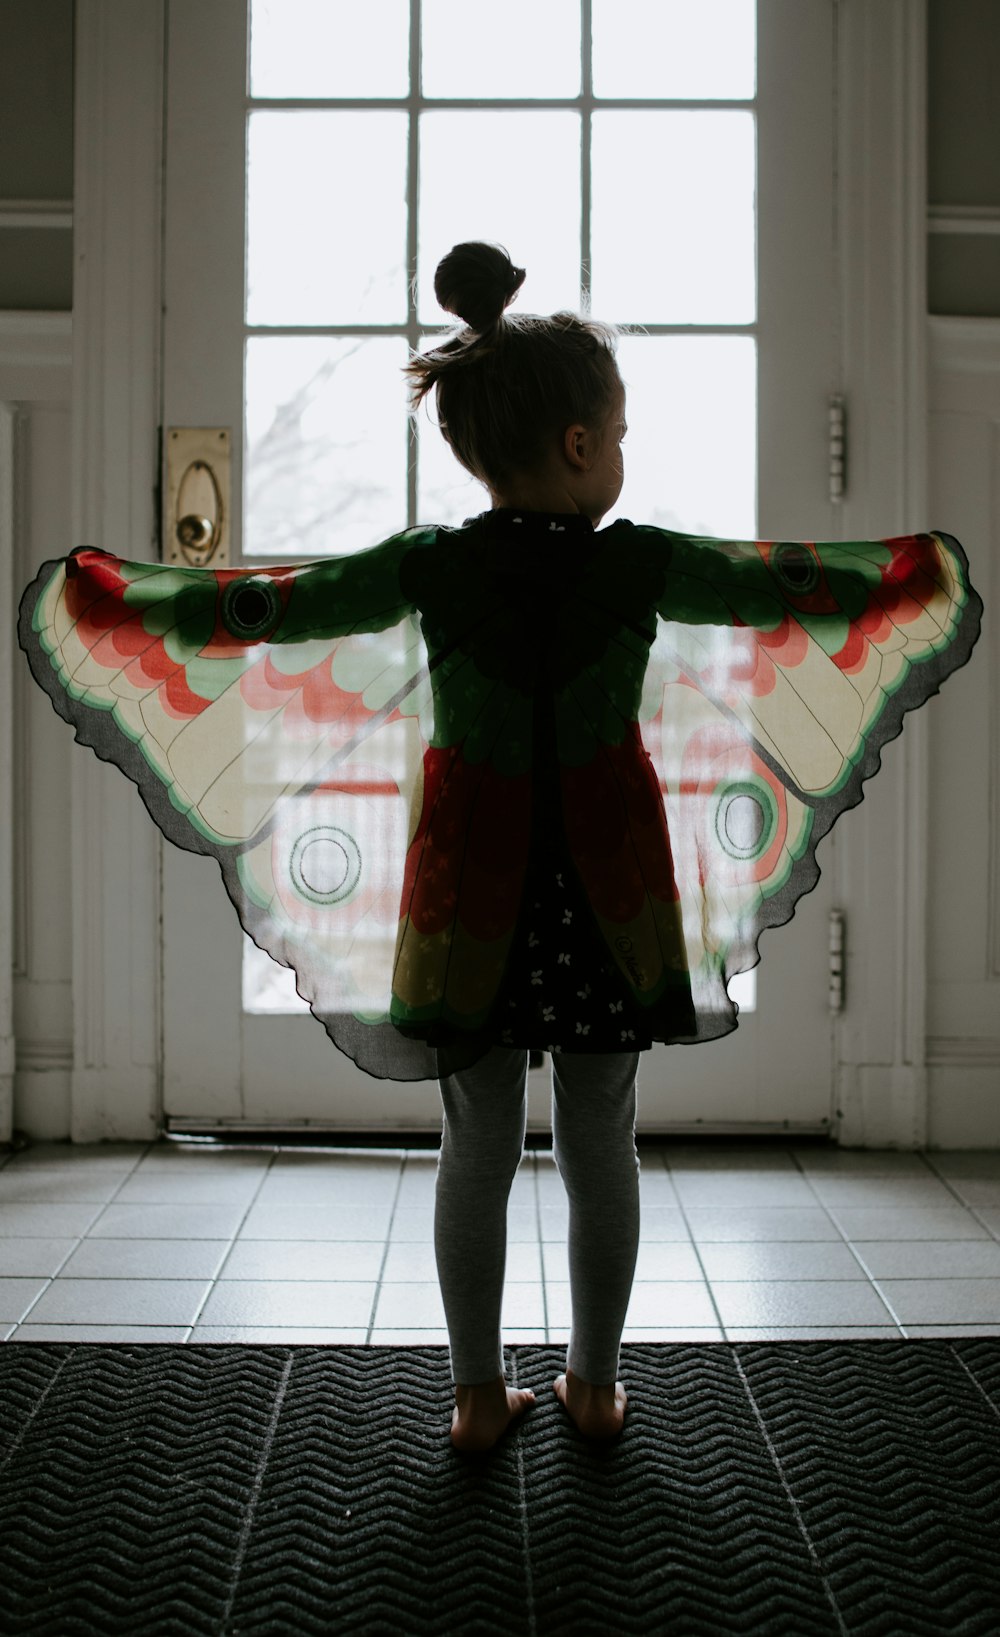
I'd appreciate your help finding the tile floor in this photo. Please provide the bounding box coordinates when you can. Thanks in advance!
[2,1138,1000,1344]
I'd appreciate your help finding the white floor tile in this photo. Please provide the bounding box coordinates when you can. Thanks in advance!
[663,1146,797,1172]
[3,1143,148,1169]
[394,1158,438,1207]
[12,1325,190,1341]
[0,1239,78,1277]
[924,1153,1000,1179]
[60,1238,231,1280]
[627,1206,690,1242]
[373,1281,446,1328]
[791,1148,932,1175]
[388,1208,435,1242]
[698,1241,865,1281]
[511,1209,547,1242]
[369,1329,449,1345]
[685,1208,843,1243]
[851,1240,1000,1279]
[938,1179,1000,1209]
[190,1327,369,1343]
[624,1282,720,1327]
[27,1279,211,1326]
[671,1175,818,1207]
[112,1172,264,1205]
[876,1278,1000,1325]
[88,1203,246,1240]
[806,1176,960,1208]
[268,1149,404,1169]
[381,1240,542,1282]
[502,1284,547,1327]
[219,1240,385,1281]
[546,1279,717,1329]
[0,1173,125,1204]
[239,1203,392,1241]
[541,1242,570,1282]
[620,1326,724,1342]
[136,1146,272,1171]
[723,1326,904,1340]
[253,1169,400,1206]
[633,1243,705,1280]
[831,1207,990,1240]
[0,1204,105,1237]
[0,1279,51,1323]
[711,1279,893,1328]
[633,1171,680,1203]
[197,1280,376,1328]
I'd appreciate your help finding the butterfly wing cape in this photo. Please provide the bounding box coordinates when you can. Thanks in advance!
[18,515,981,1081]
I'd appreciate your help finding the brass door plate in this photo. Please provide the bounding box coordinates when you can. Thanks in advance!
[164,427,231,567]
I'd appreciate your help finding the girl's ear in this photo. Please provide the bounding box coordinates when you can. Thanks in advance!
[563,423,592,471]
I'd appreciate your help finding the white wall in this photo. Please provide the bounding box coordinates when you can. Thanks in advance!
[2,317,74,1138]
[925,318,1000,1142]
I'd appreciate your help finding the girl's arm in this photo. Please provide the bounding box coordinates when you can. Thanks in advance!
[634,524,969,639]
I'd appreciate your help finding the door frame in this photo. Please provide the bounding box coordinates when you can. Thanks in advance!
[67,0,931,1144]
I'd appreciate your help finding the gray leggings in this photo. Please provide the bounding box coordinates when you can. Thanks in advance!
[435,1047,641,1385]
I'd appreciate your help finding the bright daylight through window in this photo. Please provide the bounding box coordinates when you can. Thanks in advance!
[242,0,758,1015]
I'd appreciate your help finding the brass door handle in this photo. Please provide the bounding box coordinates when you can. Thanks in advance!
[164,429,231,565]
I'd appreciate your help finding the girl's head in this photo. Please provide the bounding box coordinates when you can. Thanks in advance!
[405,242,625,521]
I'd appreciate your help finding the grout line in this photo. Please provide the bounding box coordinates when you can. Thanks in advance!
[186,1147,282,1334]
[785,1150,907,1335]
[920,1154,1000,1241]
[660,1146,728,1337]
[366,1155,407,1344]
[531,1153,551,1344]
[8,1143,156,1336]
[730,1348,849,1637]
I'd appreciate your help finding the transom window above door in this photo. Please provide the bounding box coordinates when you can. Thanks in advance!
[243,0,759,560]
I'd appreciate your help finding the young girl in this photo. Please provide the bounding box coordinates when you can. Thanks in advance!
[405,244,649,1450]
[19,242,982,1458]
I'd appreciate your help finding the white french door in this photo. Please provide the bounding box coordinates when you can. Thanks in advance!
[161,0,840,1134]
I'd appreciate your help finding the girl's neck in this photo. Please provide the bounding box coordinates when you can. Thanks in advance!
[489,481,585,516]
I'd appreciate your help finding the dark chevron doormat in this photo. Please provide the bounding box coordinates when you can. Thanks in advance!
[2,1342,1000,1636]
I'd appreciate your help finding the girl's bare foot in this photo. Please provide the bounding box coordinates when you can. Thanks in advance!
[451,1376,536,1453]
[553,1369,627,1439]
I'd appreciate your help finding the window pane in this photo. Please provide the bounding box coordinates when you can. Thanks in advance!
[592,0,755,99]
[247,112,407,324]
[417,400,489,527]
[422,0,580,97]
[249,0,410,98]
[245,336,408,557]
[609,334,756,537]
[591,111,755,323]
[418,112,581,323]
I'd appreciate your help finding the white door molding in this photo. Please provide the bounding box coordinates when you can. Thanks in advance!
[832,0,931,1146]
[69,1,165,1139]
[0,402,16,1142]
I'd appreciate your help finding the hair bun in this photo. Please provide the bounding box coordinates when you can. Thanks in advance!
[433,242,526,333]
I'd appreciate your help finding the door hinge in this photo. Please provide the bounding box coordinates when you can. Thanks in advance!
[828,908,845,1011]
[828,394,847,503]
